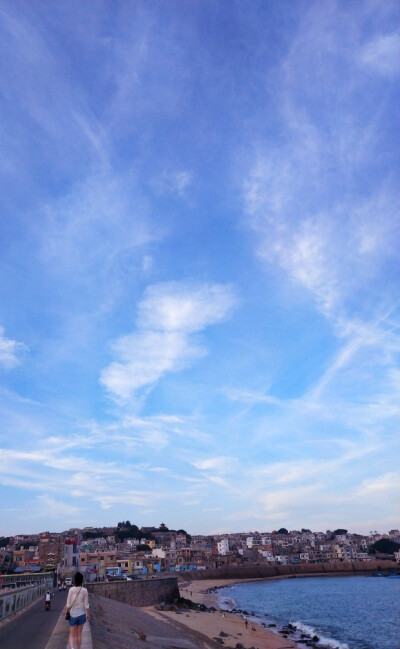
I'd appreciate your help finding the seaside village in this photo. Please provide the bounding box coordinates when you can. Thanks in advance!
[1,524,400,580]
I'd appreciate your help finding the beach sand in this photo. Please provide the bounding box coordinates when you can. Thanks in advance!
[145,578,300,649]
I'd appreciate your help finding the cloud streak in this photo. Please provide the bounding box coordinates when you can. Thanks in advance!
[101,281,238,403]
[0,327,26,368]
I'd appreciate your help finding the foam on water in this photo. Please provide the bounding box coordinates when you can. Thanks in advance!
[217,575,400,649]
[293,620,349,649]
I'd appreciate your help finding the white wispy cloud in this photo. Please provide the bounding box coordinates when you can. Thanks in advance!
[101,281,238,402]
[259,483,327,515]
[243,160,397,324]
[193,456,236,473]
[150,170,193,197]
[34,495,82,520]
[95,491,153,511]
[0,3,109,171]
[0,327,26,368]
[360,32,399,76]
[351,472,400,501]
[39,173,156,279]
[224,388,281,406]
[241,5,399,326]
[137,282,237,332]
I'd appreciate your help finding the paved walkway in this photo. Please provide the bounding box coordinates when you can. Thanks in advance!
[45,594,222,649]
[44,610,92,649]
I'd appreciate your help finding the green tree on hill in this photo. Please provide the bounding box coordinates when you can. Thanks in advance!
[115,521,153,542]
[0,537,11,548]
[83,531,107,540]
[137,544,151,552]
[368,538,400,555]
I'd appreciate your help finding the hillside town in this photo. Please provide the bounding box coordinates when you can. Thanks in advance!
[1,523,400,581]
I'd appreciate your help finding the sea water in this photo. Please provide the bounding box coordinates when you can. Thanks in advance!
[218,575,400,649]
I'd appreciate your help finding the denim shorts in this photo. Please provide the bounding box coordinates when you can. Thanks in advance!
[69,613,86,626]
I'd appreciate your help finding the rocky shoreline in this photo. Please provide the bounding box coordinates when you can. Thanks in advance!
[181,580,345,649]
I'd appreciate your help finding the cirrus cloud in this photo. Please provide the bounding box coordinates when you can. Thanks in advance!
[100,281,238,403]
[0,327,26,368]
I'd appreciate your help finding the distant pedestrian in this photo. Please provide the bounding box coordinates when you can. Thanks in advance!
[245,619,248,629]
[65,572,90,649]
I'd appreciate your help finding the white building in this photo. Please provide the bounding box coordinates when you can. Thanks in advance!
[258,549,275,562]
[64,539,79,568]
[217,538,230,555]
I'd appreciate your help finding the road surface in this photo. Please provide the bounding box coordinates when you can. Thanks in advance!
[0,589,67,649]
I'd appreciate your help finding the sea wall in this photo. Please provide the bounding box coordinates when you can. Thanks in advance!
[86,561,398,606]
[86,577,179,607]
[177,560,399,581]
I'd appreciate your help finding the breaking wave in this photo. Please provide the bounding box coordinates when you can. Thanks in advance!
[291,621,349,649]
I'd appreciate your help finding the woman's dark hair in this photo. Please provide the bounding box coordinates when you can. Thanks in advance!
[74,571,84,586]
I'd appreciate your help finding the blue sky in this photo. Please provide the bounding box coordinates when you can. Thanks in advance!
[0,0,399,537]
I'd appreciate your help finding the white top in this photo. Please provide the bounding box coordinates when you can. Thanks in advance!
[66,586,89,617]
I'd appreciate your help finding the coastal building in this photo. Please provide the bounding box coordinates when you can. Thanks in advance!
[64,538,79,569]
[217,538,230,555]
[3,525,397,578]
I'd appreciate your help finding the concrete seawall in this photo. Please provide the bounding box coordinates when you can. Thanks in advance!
[86,560,398,606]
[87,577,180,607]
[177,559,399,581]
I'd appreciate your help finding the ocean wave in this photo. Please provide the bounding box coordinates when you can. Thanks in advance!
[293,620,349,649]
[220,596,236,609]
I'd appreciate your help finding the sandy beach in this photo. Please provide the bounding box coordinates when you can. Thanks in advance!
[145,578,300,649]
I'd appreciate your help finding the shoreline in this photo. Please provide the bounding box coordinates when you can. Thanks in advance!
[145,577,302,649]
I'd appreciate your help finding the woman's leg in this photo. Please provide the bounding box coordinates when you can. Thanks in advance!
[69,625,76,648]
[75,624,84,649]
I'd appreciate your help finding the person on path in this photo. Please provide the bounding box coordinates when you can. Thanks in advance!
[65,572,90,649]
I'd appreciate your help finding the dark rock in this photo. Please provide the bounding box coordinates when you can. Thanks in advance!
[220,631,229,637]
[312,636,320,642]
[268,623,276,627]
[213,638,224,644]
[164,604,175,611]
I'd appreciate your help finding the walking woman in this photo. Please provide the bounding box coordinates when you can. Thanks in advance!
[65,572,90,649]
